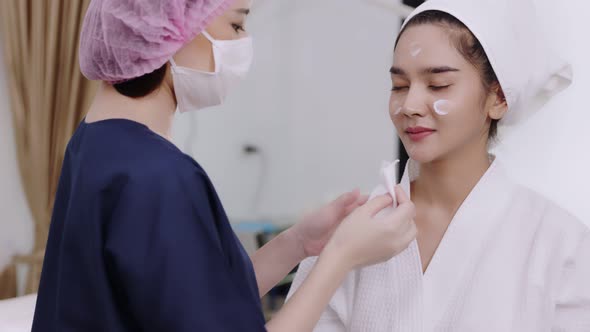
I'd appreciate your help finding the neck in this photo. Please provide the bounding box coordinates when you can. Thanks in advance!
[85,81,177,140]
[411,143,492,212]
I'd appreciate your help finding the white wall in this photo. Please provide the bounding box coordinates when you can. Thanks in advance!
[173,0,401,224]
[0,44,35,280]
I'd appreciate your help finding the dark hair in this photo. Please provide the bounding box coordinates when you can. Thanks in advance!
[397,11,505,140]
[113,63,168,98]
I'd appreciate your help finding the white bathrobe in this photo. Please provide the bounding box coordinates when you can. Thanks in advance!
[287,159,590,331]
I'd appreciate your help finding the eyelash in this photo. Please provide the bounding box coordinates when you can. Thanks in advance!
[430,85,451,91]
[391,85,451,92]
[232,23,245,33]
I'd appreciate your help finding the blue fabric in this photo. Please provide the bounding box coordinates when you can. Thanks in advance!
[32,119,266,332]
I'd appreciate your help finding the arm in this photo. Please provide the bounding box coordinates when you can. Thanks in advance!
[286,257,349,332]
[253,190,367,297]
[265,251,348,332]
[251,228,306,297]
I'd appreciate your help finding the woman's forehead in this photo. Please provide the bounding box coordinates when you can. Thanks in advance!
[394,25,467,71]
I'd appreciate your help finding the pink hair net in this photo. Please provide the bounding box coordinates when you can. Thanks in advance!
[79,0,235,83]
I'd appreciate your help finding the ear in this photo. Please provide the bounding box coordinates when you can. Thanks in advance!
[487,84,508,120]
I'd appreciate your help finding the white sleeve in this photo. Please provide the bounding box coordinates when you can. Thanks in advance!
[552,230,590,332]
[286,257,353,332]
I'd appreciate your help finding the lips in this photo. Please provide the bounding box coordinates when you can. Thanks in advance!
[406,127,435,134]
[405,126,435,142]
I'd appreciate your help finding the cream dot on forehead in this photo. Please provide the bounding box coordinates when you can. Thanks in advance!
[397,25,462,63]
[409,42,422,57]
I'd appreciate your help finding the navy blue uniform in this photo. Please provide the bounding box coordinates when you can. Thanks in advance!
[32,119,266,331]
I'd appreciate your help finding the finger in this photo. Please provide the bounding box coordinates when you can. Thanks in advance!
[342,194,370,216]
[394,185,410,205]
[407,222,418,242]
[364,195,394,217]
[398,222,418,250]
[380,202,415,229]
[333,189,360,209]
[393,200,416,220]
[331,190,361,220]
[398,217,416,235]
[343,203,359,217]
[356,194,369,205]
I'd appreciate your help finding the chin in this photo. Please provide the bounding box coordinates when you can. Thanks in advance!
[402,141,442,164]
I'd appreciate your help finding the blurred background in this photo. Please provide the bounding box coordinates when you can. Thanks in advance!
[0,0,589,327]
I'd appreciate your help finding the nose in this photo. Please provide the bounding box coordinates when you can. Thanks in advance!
[401,86,428,117]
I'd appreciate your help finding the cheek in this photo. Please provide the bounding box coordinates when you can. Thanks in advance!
[389,98,402,125]
[392,117,404,133]
[438,99,488,141]
[389,95,404,118]
[434,83,483,120]
[206,17,236,40]
[174,37,214,72]
[390,109,405,134]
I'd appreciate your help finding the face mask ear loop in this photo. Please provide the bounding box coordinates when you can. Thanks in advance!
[201,30,215,44]
[199,31,219,72]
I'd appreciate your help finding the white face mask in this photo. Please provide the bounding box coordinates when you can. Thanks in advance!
[171,31,253,113]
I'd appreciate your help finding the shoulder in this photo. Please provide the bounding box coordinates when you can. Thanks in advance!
[491,162,588,261]
[105,152,220,240]
[507,182,589,262]
[120,153,210,202]
[82,120,212,194]
[494,160,586,232]
[510,183,587,232]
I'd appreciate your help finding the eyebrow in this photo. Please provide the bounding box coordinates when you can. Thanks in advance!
[390,66,406,76]
[235,8,251,15]
[389,66,460,76]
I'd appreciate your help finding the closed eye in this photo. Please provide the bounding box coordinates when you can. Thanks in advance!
[392,86,409,92]
[430,85,451,91]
